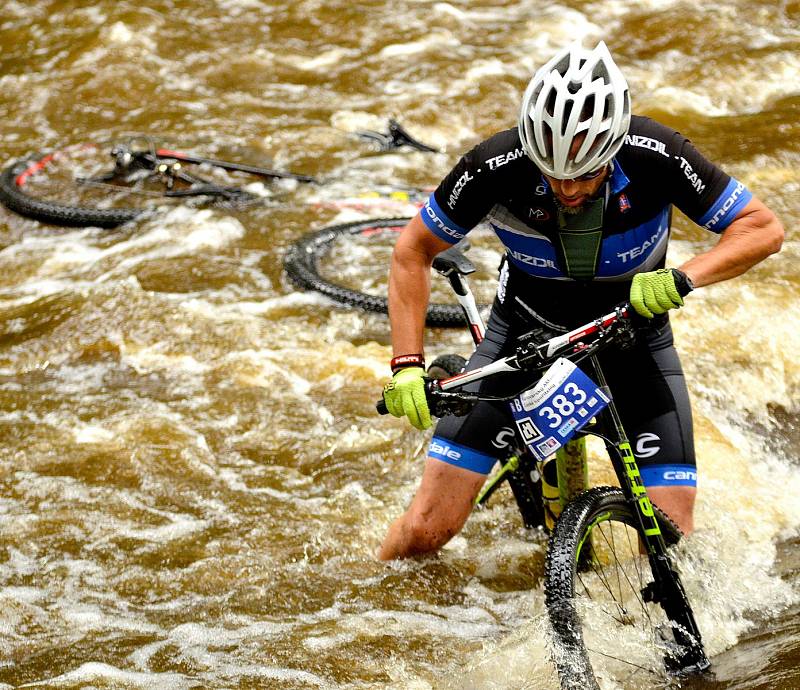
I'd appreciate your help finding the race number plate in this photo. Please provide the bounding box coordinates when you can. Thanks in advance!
[509,358,610,462]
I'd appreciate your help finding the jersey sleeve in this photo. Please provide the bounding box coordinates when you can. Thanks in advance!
[661,125,753,234]
[420,137,506,244]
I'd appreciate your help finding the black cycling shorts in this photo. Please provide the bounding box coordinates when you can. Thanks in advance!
[428,299,697,488]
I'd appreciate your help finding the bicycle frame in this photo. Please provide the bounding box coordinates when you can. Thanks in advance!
[72,139,317,197]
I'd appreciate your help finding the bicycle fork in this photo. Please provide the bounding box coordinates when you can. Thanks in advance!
[589,355,710,674]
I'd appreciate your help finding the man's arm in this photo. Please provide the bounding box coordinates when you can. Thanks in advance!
[388,213,454,358]
[679,196,784,287]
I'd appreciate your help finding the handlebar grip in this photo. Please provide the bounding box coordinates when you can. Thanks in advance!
[376,399,388,415]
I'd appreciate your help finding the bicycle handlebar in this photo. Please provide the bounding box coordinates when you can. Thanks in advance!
[376,303,635,418]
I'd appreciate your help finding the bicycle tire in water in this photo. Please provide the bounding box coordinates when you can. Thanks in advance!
[544,486,694,690]
[0,153,147,228]
[284,217,483,327]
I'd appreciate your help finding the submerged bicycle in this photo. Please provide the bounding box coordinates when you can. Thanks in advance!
[0,137,317,228]
[378,245,711,689]
[0,121,439,229]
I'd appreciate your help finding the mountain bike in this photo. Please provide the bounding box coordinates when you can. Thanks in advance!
[0,136,317,228]
[378,246,711,689]
[0,120,438,229]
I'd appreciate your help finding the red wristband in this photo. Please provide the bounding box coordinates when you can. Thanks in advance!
[390,354,425,373]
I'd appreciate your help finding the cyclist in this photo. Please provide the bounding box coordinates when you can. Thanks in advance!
[378,41,783,560]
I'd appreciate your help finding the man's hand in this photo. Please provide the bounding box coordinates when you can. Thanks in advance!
[382,367,431,430]
[630,268,694,318]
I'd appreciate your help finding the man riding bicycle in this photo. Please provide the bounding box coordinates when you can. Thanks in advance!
[379,41,783,560]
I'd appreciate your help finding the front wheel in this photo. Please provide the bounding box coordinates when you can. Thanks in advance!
[544,486,705,689]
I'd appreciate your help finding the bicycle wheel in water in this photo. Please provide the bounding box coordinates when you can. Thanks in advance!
[0,142,274,228]
[284,217,492,328]
[0,147,149,227]
[544,486,701,690]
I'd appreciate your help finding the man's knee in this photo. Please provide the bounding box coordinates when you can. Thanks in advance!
[380,456,489,559]
[647,485,696,535]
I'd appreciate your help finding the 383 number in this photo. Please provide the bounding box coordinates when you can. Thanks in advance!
[538,382,587,428]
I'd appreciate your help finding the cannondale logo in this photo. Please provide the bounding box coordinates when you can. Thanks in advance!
[491,427,516,449]
[635,432,661,459]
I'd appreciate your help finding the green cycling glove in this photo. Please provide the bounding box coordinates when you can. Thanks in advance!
[630,268,694,318]
[382,367,431,430]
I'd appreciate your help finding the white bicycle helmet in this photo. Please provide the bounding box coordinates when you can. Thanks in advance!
[518,41,631,179]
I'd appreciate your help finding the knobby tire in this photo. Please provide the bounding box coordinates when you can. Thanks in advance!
[544,486,692,690]
[284,217,485,327]
[0,156,147,228]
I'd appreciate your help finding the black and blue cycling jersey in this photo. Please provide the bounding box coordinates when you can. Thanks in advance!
[419,115,753,487]
[420,115,752,328]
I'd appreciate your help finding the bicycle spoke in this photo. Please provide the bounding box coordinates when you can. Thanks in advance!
[582,645,661,676]
[595,523,651,619]
[574,520,664,640]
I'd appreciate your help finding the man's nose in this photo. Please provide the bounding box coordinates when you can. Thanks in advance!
[559,179,579,195]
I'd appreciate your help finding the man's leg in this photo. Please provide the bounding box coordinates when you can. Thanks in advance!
[378,457,487,560]
[646,485,696,535]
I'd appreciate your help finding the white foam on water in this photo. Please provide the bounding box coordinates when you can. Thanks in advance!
[302,630,358,651]
[342,607,502,640]
[69,18,161,71]
[0,586,46,604]
[432,2,532,23]
[212,664,331,687]
[120,345,209,377]
[464,58,508,81]
[1,3,797,690]
[625,46,800,116]
[280,47,359,71]
[233,291,337,315]
[168,619,294,647]
[72,424,116,444]
[126,621,330,688]
[320,424,399,458]
[0,208,245,296]
[215,0,270,16]
[2,1,44,18]
[107,22,137,45]
[514,8,603,68]
[59,603,159,636]
[223,348,314,397]
[116,514,209,543]
[16,662,192,689]
[1,547,38,578]
[379,31,462,59]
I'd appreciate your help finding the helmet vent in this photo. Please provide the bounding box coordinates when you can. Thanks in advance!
[545,90,558,118]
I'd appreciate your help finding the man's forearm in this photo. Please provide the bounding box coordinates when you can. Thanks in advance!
[680,198,784,288]
[388,256,431,357]
[387,214,454,358]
